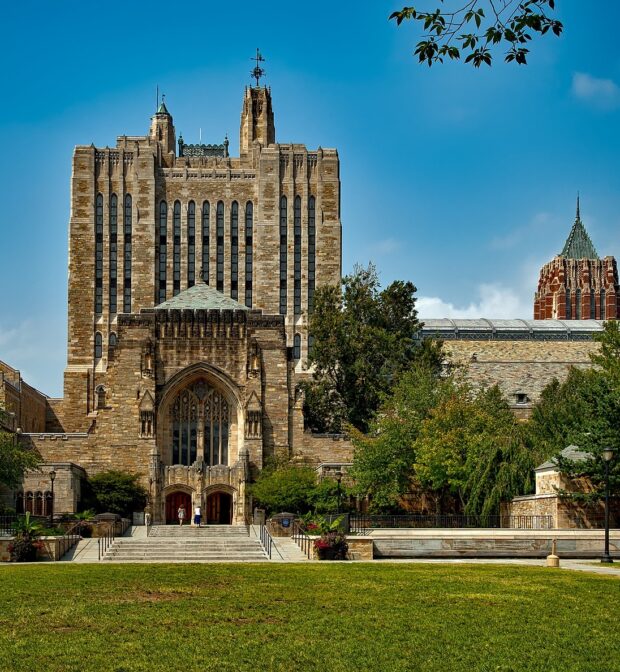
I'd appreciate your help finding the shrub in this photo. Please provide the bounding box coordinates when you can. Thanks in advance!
[86,471,147,517]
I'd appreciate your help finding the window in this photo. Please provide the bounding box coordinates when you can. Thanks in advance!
[279,196,287,314]
[590,291,596,319]
[293,333,301,361]
[565,292,572,319]
[96,385,106,409]
[601,289,606,320]
[109,332,117,347]
[202,201,210,283]
[217,201,224,292]
[308,196,316,313]
[109,194,118,313]
[123,194,132,312]
[188,201,195,287]
[173,201,181,295]
[94,332,103,359]
[576,289,582,320]
[231,201,239,299]
[294,196,302,315]
[95,194,103,314]
[245,201,253,307]
[515,393,529,405]
[308,334,315,358]
[158,201,167,304]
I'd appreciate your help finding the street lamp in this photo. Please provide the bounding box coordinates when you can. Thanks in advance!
[335,471,343,514]
[49,469,56,528]
[601,447,615,564]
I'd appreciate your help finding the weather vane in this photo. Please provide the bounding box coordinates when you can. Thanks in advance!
[250,48,266,86]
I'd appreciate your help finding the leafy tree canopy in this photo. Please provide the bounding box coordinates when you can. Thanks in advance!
[302,263,442,433]
[0,430,41,489]
[391,0,563,67]
[84,470,147,516]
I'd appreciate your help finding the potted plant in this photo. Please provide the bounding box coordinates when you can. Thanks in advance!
[312,515,348,560]
[9,512,44,562]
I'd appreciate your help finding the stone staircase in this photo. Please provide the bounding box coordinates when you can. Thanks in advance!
[102,525,269,562]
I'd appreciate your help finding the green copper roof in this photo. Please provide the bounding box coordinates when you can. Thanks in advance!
[560,197,599,259]
[157,100,170,115]
[154,280,249,311]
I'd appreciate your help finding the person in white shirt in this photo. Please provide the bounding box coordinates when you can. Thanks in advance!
[194,505,202,527]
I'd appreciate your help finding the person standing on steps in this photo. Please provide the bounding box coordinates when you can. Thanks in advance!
[194,505,202,528]
[177,505,186,526]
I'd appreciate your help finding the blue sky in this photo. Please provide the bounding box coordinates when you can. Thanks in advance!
[1,1,620,396]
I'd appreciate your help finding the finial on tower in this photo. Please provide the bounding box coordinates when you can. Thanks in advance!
[576,192,580,221]
[250,48,266,86]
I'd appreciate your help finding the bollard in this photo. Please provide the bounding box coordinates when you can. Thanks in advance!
[546,538,560,568]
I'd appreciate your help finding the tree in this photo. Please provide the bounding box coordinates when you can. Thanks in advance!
[250,462,319,515]
[390,0,563,67]
[0,430,41,489]
[85,471,147,516]
[302,263,442,433]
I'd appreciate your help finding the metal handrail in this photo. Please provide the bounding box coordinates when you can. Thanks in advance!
[291,520,313,559]
[97,518,130,561]
[56,520,84,560]
[258,523,273,559]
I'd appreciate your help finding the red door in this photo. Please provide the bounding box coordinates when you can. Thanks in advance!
[206,492,233,524]
[165,491,192,524]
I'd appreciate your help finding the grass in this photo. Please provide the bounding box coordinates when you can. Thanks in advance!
[0,563,619,672]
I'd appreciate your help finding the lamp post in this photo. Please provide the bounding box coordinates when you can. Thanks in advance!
[335,471,343,514]
[601,447,615,564]
[49,469,56,528]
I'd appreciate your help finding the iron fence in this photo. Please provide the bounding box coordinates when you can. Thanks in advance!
[291,520,313,559]
[0,514,48,536]
[259,523,273,559]
[349,513,554,533]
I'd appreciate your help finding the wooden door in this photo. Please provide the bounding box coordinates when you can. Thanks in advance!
[165,491,192,524]
[206,492,233,524]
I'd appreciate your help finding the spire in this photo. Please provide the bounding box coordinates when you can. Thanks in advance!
[560,197,599,259]
[157,93,169,115]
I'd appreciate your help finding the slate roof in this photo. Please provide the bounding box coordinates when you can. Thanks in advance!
[560,198,599,259]
[154,280,249,311]
[418,319,604,340]
[535,445,593,471]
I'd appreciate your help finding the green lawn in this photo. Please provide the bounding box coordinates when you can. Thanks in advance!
[0,563,618,672]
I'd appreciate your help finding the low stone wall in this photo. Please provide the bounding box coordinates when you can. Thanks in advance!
[307,536,374,561]
[370,529,620,559]
[0,535,80,562]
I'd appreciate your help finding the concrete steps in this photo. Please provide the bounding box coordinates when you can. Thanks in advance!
[102,525,269,562]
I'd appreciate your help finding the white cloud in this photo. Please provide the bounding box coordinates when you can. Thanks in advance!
[375,238,399,255]
[572,72,620,110]
[417,283,532,320]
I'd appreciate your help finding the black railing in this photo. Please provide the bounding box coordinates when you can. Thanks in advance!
[259,523,273,559]
[97,518,130,561]
[56,522,82,560]
[291,520,313,559]
[350,513,554,533]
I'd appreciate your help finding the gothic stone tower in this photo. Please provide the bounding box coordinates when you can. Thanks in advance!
[534,199,620,320]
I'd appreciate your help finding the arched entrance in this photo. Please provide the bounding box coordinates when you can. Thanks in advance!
[206,491,233,524]
[165,491,192,524]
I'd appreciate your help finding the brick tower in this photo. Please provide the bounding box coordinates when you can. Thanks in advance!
[534,198,620,320]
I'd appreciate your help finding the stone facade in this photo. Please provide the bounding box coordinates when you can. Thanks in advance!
[0,360,47,433]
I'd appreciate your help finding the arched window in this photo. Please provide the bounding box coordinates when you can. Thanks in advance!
[95,194,103,314]
[158,201,167,304]
[15,492,24,514]
[202,201,210,283]
[216,201,224,292]
[601,289,606,320]
[170,380,229,467]
[109,194,118,314]
[245,201,253,307]
[96,385,106,409]
[576,289,582,320]
[294,196,302,315]
[280,196,288,315]
[173,201,181,295]
[231,201,239,299]
[308,196,316,313]
[94,332,103,360]
[44,491,53,517]
[109,332,117,347]
[26,492,34,514]
[188,201,196,287]
[123,194,132,312]
[293,333,301,361]
[34,492,43,516]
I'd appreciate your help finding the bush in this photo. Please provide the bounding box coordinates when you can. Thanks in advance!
[9,512,44,562]
[85,471,147,517]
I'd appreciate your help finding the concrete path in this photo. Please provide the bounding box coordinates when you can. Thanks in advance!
[270,536,309,562]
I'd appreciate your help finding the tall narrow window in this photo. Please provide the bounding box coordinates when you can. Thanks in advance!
[308,196,316,314]
[158,201,167,304]
[308,334,315,358]
[293,333,301,361]
[217,201,224,292]
[279,196,287,315]
[94,332,103,360]
[202,201,210,283]
[187,201,195,287]
[95,194,103,314]
[173,201,181,295]
[245,201,253,307]
[123,194,132,312]
[590,291,596,319]
[565,292,572,319]
[601,289,606,320]
[109,194,117,314]
[294,196,302,315]
[576,289,582,320]
[109,332,117,347]
[231,201,239,299]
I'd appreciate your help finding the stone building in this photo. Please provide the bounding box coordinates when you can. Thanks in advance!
[534,198,620,320]
[7,79,351,524]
